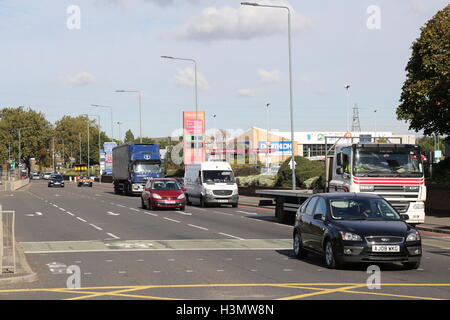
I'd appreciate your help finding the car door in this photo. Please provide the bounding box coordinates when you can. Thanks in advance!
[300,196,318,249]
[310,197,328,252]
[143,180,151,204]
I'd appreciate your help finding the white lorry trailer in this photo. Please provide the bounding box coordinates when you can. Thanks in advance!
[256,136,426,225]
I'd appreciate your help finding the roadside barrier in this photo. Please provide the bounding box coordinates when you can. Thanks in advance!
[0,205,16,274]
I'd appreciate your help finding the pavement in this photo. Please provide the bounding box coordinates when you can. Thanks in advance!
[0,181,449,300]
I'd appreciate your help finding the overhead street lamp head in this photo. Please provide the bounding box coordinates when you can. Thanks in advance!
[161,55,174,59]
[345,84,351,89]
[241,2,260,6]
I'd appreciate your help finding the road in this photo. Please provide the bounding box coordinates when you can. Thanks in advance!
[0,180,449,300]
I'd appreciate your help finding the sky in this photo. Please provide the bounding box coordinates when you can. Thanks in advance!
[0,0,447,140]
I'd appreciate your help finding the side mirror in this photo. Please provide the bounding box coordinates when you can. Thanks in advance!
[401,214,410,221]
[336,167,344,175]
[313,213,325,221]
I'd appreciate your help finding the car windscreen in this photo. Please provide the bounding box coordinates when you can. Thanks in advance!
[354,148,423,177]
[202,170,235,183]
[133,162,161,174]
[152,180,180,190]
[330,198,401,221]
[52,175,63,180]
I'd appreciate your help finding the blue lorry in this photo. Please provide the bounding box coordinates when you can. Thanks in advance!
[112,143,163,195]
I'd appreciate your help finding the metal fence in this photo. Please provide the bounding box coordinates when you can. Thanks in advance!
[0,205,16,274]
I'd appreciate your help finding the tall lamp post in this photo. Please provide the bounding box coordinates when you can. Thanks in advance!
[18,126,33,177]
[117,122,123,143]
[115,90,142,143]
[265,103,270,170]
[241,2,296,189]
[161,55,201,162]
[84,114,101,182]
[345,84,351,132]
[91,104,113,140]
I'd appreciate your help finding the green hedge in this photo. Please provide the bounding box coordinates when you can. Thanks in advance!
[237,175,276,187]
[276,156,325,189]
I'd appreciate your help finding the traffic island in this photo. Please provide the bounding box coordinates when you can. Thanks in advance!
[0,243,37,286]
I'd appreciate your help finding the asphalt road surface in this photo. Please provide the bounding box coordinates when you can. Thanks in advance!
[0,180,449,300]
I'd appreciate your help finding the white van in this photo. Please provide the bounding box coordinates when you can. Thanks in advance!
[184,162,239,207]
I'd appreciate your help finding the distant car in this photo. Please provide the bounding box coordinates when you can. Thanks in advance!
[31,172,41,180]
[141,178,186,211]
[77,176,93,187]
[293,193,422,270]
[43,172,53,180]
[48,174,65,188]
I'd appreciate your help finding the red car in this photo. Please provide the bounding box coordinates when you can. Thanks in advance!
[141,178,186,210]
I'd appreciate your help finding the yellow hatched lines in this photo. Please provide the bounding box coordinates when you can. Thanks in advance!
[0,283,448,300]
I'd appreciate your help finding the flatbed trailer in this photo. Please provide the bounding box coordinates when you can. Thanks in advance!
[255,189,316,222]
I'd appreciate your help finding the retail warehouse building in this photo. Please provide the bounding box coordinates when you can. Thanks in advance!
[210,127,416,165]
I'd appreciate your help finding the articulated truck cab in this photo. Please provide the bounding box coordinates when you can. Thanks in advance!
[327,142,426,224]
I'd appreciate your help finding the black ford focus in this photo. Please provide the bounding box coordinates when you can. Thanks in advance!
[293,193,421,269]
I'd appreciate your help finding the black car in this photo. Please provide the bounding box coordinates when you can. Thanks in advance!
[293,193,421,270]
[48,174,65,188]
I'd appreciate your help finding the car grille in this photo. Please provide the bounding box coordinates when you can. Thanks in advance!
[365,236,404,244]
[213,190,233,196]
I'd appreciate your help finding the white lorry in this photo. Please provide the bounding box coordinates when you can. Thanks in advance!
[184,161,239,207]
[257,136,426,225]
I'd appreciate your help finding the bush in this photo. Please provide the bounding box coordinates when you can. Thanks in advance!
[233,166,261,177]
[237,175,276,187]
[431,158,450,185]
[276,156,325,189]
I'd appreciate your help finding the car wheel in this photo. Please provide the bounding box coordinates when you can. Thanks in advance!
[324,240,341,269]
[141,197,147,209]
[232,203,238,208]
[402,260,420,270]
[293,231,308,258]
[89,183,93,187]
[180,206,186,211]
[200,196,207,208]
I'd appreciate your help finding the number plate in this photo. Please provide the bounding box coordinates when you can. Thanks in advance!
[372,245,400,252]
[164,201,176,204]
[217,199,228,203]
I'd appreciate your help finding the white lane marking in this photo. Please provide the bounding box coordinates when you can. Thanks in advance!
[216,269,224,272]
[195,208,207,211]
[83,273,92,275]
[106,260,113,262]
[116,204,126,208]
[107,211,120,216]
[250,269,258,272]
[76,217,87,223]
[118,271,127,274]
[213,211,233,216]
[53,204,58,208]
[218,232,244,240]
[106,232,120,239]
[153,270,161,273]
[185,270,194,273]
[225,258,232,261]
[89,224,103,231]
[129,208,140,212]
[179,211,192,216]
[59,208,66,212]
[283,269,293,272]
[236,210,258,215]
[136,259,144,262]
[163,217,181,223]
[145,212,158,217]
[187,224,209,231]
[35,212,43,216]
[25,214,35,217]
[168,259,175,261]
[256,258,262,261]
[67,212,75,216]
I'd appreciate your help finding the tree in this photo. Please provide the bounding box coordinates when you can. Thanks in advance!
[0,106,53,167]
[397,6,450,139]
[124,129,135,143]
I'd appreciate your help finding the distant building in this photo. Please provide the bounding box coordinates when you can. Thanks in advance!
[215,127,416,165]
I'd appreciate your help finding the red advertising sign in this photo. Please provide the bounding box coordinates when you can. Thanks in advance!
[183,111,205,164]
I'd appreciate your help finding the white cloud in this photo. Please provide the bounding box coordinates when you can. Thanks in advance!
[169,1,313,41]
[237,88,257,97]
[174,67,209,91]
[258,69,282,83]
[62,72,96,86]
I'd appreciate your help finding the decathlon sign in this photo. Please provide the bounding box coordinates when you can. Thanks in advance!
[258,141,292,154]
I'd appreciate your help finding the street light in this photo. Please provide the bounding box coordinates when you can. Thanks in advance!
[18,126,33,170]
[84,114,101,182]
[241,2,296,189]
[161,55,201,162]
[117,121,123,143]
[265,103,270,170]
[374,108,379,134]
[345,84,351,132]
[91,104,113,140]
[115,90,142,143]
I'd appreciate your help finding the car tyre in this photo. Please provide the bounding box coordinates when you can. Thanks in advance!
[232,203,238,208]
[324,240,342,269]
[402,260,420,270]
[141,197,147,210]
[293,231,308,259]
[200,196,207,208]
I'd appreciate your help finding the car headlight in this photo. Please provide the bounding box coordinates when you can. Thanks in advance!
[359,185,374,192]
[206,189,214,195]
[340,231,362,241]
[177,193,185,199]
[406,231,421,242]
[152,193,162,199]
